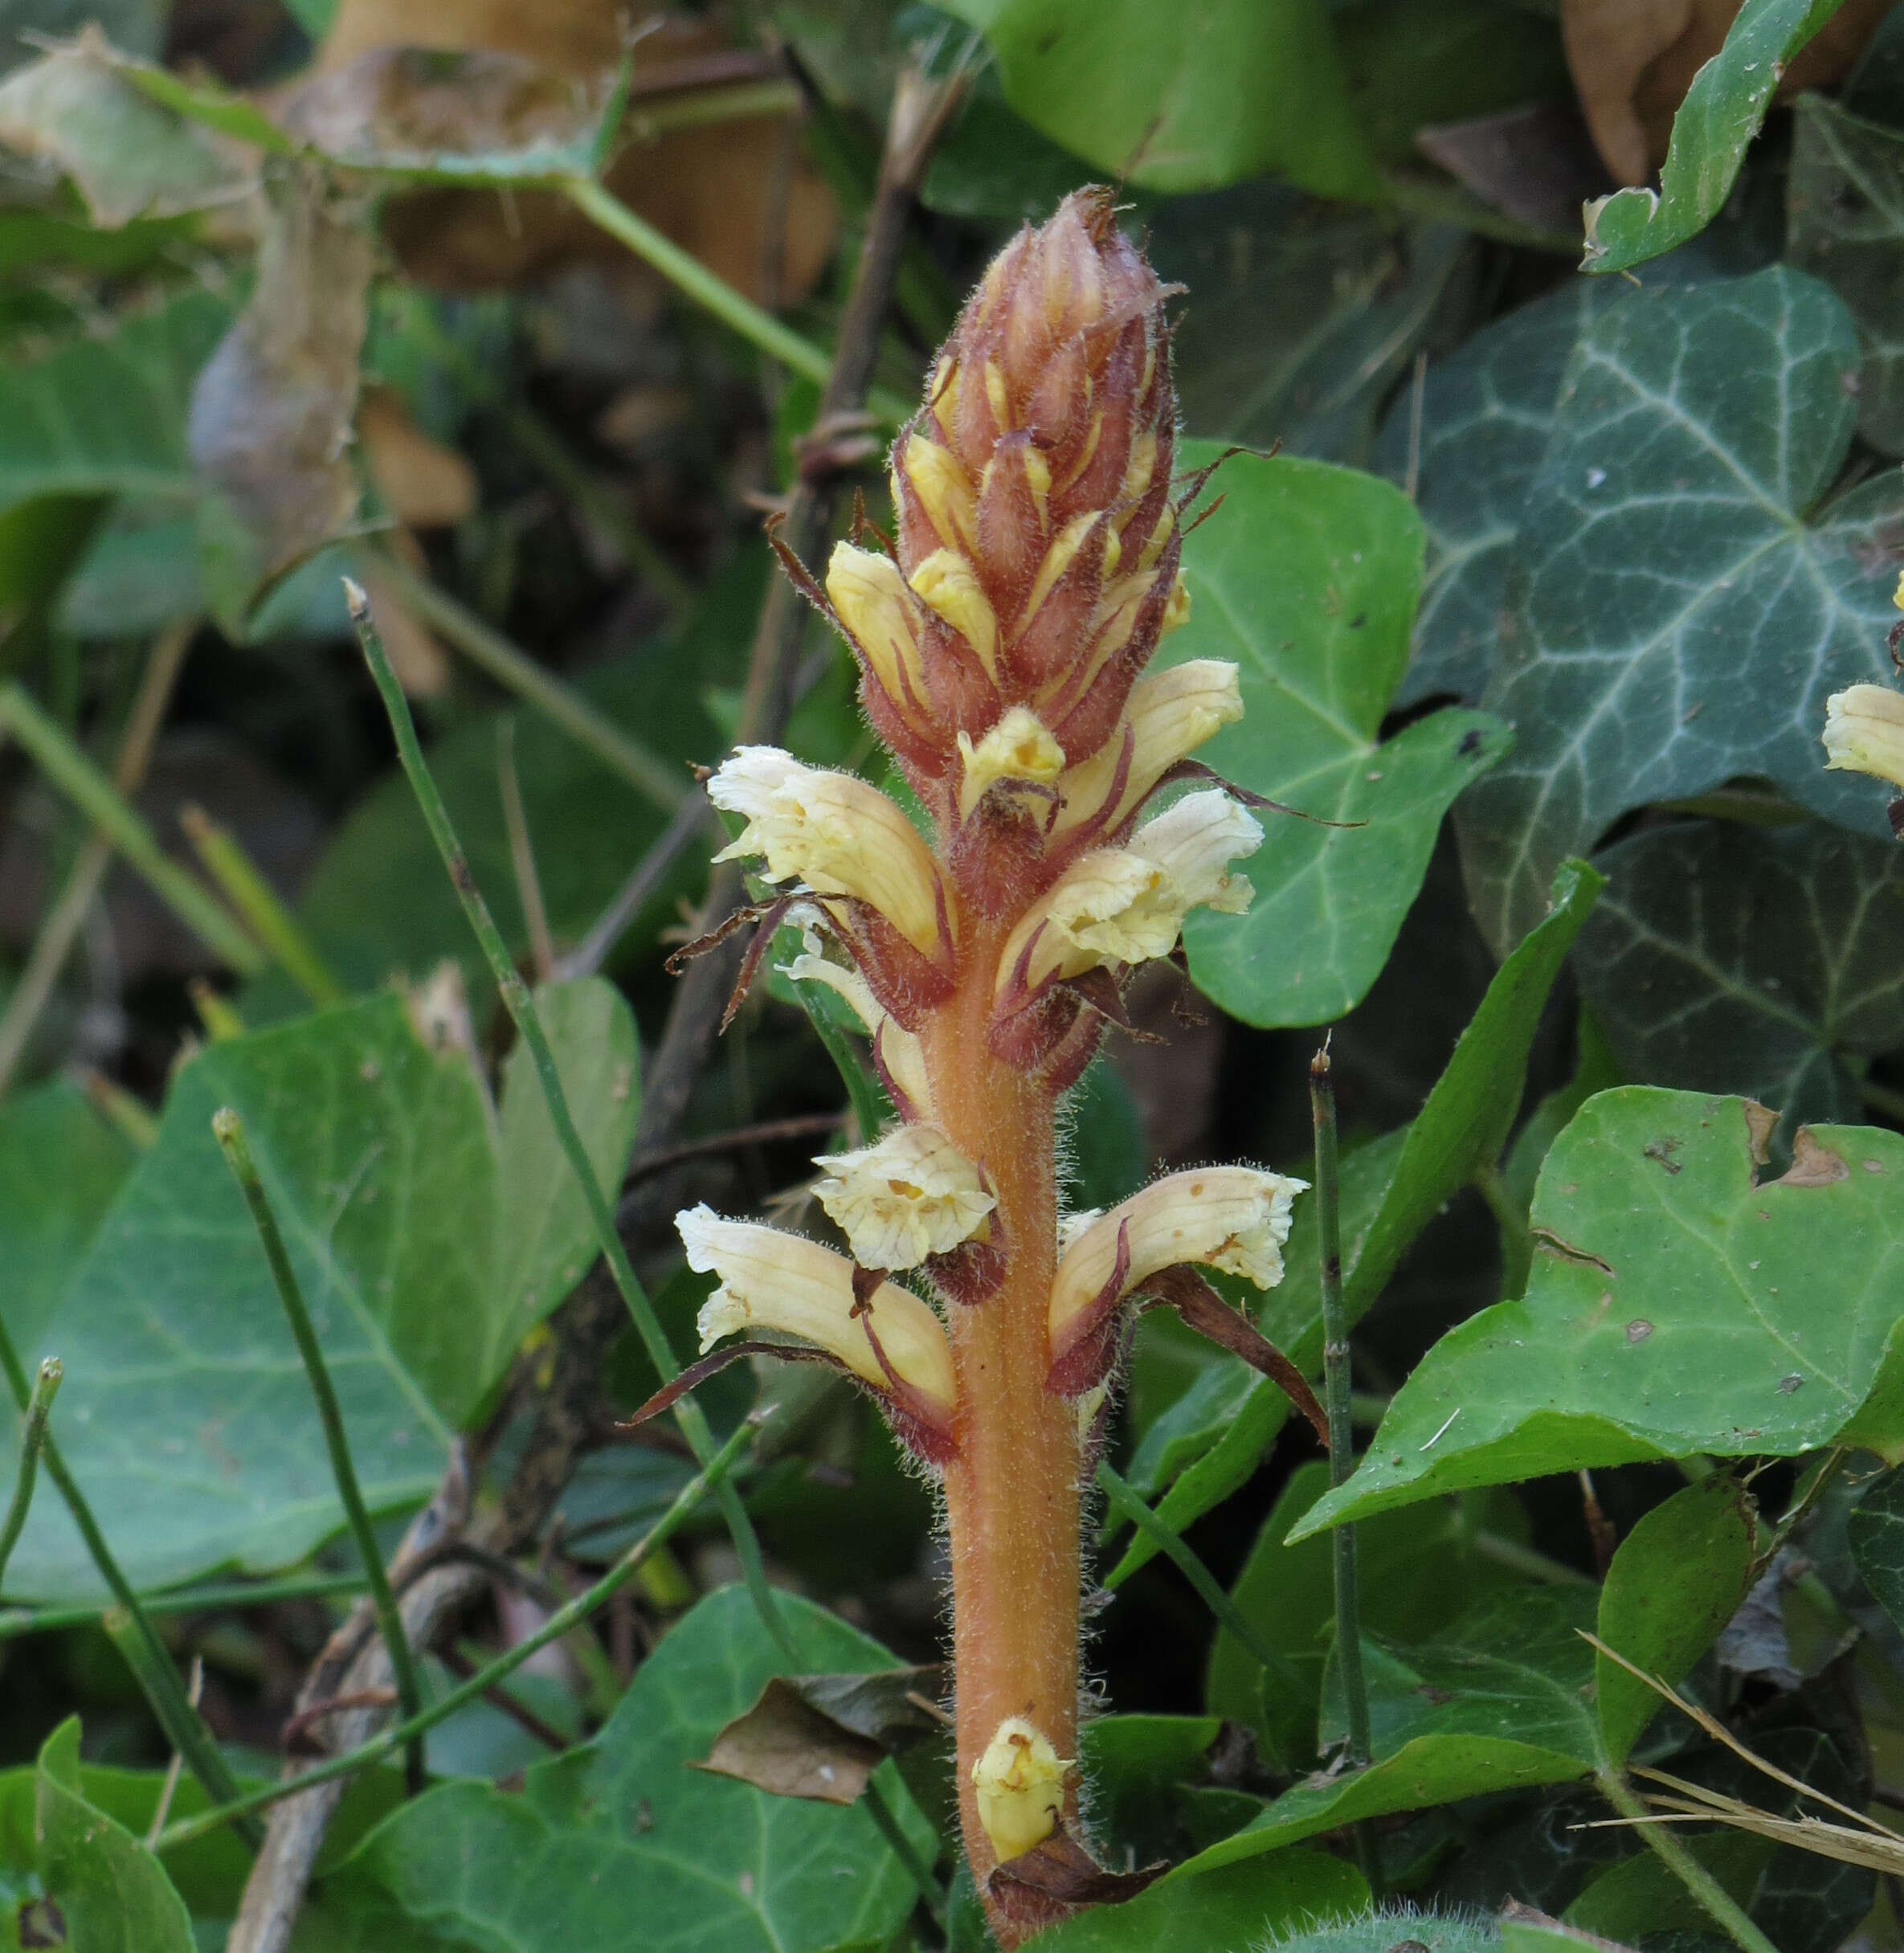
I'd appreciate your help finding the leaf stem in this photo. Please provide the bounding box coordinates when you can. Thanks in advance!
[348,581,794,1659]
[1596,1767,1780,1953]
[367,550,687,816]
[563,175,911,425]
[863,1767,946,1926]
[181,807,345,1006]
[153,1418,754,1853]
[0,1309,259,1843]
[211,1106,428,1794]
[0,680,264,976]
[1311,1046,1381,1899]
[1473,1160,1535,1299]
[0,1359,60,1591]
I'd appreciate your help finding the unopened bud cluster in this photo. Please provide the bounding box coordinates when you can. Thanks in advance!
[670,190,1305,1930]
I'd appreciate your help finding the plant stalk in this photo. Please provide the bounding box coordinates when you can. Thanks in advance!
[0,1571,369,1640]
[1311,1046,1381,1898]
[1597,1767,1780,1953]
[155,1419,754,1853]
[212,1107,428,1794]
[0,1359,61,1591]
[181,807,344,1007]
[349,582,791,1659]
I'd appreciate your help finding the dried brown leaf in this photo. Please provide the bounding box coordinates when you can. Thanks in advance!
[692,1670,945,1807]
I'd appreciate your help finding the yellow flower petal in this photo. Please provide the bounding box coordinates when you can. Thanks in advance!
[956,705,1066,822]
[826,543,928,720]
[971,1717,1069,1863]
[813,1123,995,1270]
[781,950,933,1116]
[909,548,1000,679]
[1051,660,1241,836]
[1823,684,1904,793]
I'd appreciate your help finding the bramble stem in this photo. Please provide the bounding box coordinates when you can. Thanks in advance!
[182,807,344,1007]
[0,1309,258,1843]
[212,1107,427,1794]
[1597,1767,1780,1953]
[0,680,263,975]
[1311,1047,1380,1898]
[0,1359,60,1591]
[154,1420,754,1853]
[349,582,792,1660]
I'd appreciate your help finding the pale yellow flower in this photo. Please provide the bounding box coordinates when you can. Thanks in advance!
[1048,1166,1306,1353]
[956,706,1066,821]
[781,948,932,1116]
[1823,684,1904,793]
[709,747,948,958]
[996,789,1261,999]
[1051,660,1242,836]
[677,1205,955,1416]
[971,1716,1070,1862]
[897,433,976,552]
[826,543,928,720]
[909,549,999,678]
[813,1123,996,1270]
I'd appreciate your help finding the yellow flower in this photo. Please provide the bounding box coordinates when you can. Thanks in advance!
[996,790,1261,999]
[956,706,1066,821]
[909,549,1000,679]
[813,1123,996,1271]
[709,747,949,958]
[1048,1166,1306,1356]
[781,947,932,1116]
[971,1716,1070,1862]
[826,543,929,724]
[1051,659,1242,836]
[1823,684,1904,794]
[677,1206,955,1416]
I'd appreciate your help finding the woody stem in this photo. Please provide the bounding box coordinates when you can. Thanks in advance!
[923,925,1078,1948]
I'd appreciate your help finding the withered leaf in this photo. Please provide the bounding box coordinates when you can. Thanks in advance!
[986,1820,1167,1907]
[693,1668,946,1806]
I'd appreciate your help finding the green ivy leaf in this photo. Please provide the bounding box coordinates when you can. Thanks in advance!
[1180,1587,1600,1877]
[0,1079,136,1356]
[1166,445,1510,1028]
[1371,278,1620,705]
[34,1719,194,1953]
[4,982,635,1599]
[317,1587,934,1953]
[0,286,232,514]
[1846,1461,1904,1634]
[934,0,1381,199]
[1294,1089,1904,1539]
[1019,1849,1367,1951]
[1787,92,1904,456]
[1457,267,1904,952]
[1595,1475,1756,1766]
[1572,819,1904,1133]
[1582,0,1854,273]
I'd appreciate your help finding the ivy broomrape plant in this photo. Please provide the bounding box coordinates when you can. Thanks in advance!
[658,190,1313,1943]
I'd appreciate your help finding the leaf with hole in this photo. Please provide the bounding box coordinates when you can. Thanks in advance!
[1165,444,1510,1028]
[1457,267,1904,953]
[1295,1089,1904,1540]
[1572,819,1904,1134]
[3,981,635,1599]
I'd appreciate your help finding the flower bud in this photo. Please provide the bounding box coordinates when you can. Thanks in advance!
[1824,684,1904,793]
[971,1716,1070,1863]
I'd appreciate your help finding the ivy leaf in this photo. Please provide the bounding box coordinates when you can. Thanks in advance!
[0,1079,136,1356]
[35,1719,194,1953]
[1457,267,1904,953]
[1166,444,1510,1028]
[318,1587,934,1953]
[1371,278,1621,705]
[1294,1089,1904,1540]
[0,286,232,513]
[1788,92,1904,456]
[1595,1474,1757,1766]
[5,982,635,1600]
[934,0,1381,200]
[1573,819,1904,1133]
[1846,1461,1904,1634]
[1179,1587,1600,1877]
[1582,0,1855,273]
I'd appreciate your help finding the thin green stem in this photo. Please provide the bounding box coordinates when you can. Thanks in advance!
[564,176,912,425]
[368,552,685,816]
[1095,1462,1304,1698]
[0,1571,367,1640]
[348,581,793,1661]
[0,682,264,976]
[155,1419,753,1853]
[1596,1767,1780,1953]
[0,1309,258,1842]
[1311,1046,1380,1899]
[1469,1531,1596,1587]
[212,1107,427,1794]
[1473,1160,1536,1300]
[0,1359,60,1590]
[181,806,344,1006]
[863,1771,945,1925]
